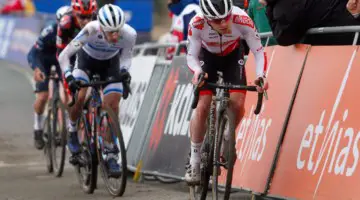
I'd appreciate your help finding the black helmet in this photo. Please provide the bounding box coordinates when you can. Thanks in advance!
[200,0,233,19]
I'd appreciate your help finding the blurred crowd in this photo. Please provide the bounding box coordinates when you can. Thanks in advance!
[160,0,360,48]
[0,0,115,16]
[1,0,360,46]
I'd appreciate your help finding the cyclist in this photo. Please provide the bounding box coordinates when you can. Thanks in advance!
[56,0,97,58]
[185,0,269,184]
[27,5,71,150]
[58,4,136,174]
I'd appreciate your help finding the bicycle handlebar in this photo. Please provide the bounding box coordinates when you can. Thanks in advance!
[67,77,130,108]
[191,73,266,115]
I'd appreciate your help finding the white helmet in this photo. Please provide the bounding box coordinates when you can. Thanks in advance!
[56,5,71,21]
[200,0,233,19]
[98,4,126,32]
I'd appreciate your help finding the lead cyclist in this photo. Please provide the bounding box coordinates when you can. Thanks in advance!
[185,0,269,184]
[58,4,137,174]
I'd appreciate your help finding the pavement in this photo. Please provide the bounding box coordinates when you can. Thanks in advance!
[0,61,255,200]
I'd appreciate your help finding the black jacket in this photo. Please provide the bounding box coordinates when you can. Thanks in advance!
[266,0,360,46]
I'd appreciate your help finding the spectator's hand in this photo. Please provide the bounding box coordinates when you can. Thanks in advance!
[259,0,268,6]
[347,0,360,17]
[34,67,45,82]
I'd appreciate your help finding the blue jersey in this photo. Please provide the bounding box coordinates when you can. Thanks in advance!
[27,22,58,71]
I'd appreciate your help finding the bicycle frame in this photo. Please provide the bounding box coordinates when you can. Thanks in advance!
[84,75,103,155]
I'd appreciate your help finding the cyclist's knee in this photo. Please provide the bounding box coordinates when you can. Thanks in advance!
[76,88,88,104]
[103,93,121,113]
[194,96,212,121]
[230,92,246,123]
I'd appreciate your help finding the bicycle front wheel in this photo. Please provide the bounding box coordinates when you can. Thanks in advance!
[74,113,97,194]
[97,105,127,197]
[43,114,53,174]
[222,108,237,200]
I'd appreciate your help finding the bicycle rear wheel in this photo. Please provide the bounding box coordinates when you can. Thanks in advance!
[74,113,97,194]
[97,105,127,197]
[51,100,67,177]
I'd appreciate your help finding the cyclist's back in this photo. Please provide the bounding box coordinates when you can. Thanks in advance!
[59,20,136,69]
[28,21,58,71]
[78,21,136,60]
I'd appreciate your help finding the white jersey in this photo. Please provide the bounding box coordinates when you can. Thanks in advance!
[59,21,137,73]
[187,6,267,78]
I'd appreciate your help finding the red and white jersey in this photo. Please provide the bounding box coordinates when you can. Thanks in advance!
[187,6,267,78]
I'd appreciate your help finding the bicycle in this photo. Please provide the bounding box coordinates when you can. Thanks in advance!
[68,74,128,197]
[43,65,67,177]
[188,73,266,200]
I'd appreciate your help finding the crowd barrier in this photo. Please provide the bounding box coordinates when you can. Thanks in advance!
[122,27,360,200]
[0,15,42,67]
[2,13,360,199]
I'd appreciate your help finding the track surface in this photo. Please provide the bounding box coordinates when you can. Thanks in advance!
[0,61,253,200]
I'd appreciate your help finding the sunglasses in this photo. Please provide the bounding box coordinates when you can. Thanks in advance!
[206,13,232,24]
[76,13,92,20]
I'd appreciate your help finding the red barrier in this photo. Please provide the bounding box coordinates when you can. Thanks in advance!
[268,46,359,200]
[219,45,310,193]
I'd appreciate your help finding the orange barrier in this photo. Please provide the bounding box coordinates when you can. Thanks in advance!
[268,46,359,200]
[219,45,310,193]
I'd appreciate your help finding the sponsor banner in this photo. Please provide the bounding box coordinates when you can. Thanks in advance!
[0,16,41,66]
[119,55,157,148]
[143,56,193,177]
[269,46,360,200]
[218,45,309,193]
[126,64,169,167]
[34,0,153,32]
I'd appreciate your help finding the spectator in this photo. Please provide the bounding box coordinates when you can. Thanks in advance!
[0,0,34,16]
[262,0,360,46]
[347,0,360,20]
[168,0,200,42]
[248,0,277,46]
[162,0,200,58]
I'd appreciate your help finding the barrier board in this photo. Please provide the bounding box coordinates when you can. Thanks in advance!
[218,45,309,193]
[268,46,360,200]
[119,55,157,148]
[142,56,193,177]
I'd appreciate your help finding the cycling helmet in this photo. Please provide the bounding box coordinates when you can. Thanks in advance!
[98,4,125,32]
[71,0,97,15]
[56,6,71,21]
[200,0,233,19]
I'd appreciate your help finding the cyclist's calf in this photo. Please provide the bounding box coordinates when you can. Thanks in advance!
[69,88,87,122]
[34,92,49,114]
